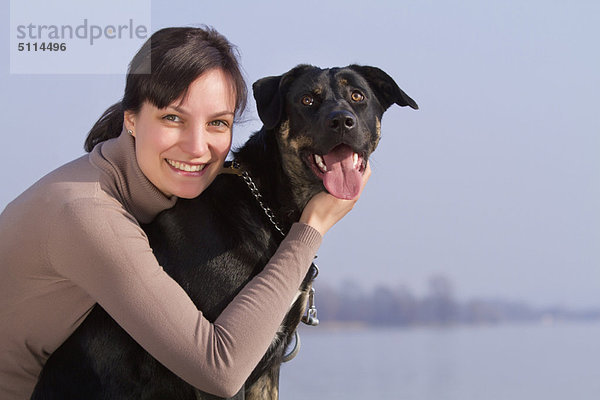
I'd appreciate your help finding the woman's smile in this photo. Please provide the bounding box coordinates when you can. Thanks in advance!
[165,159,207,174]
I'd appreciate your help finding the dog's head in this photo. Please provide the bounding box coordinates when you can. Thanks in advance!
[253,65,418,203]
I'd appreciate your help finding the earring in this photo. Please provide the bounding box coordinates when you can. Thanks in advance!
[127,129,133,135]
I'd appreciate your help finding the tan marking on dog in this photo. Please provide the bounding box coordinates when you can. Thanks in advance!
[289,136,313,151]
[279,147,319,208]
[277,123,319,207]
[370,116,382,153]
[245,370,279,400]
[339,78,348,86]
[313,87,322,95]
[278,119,290,141]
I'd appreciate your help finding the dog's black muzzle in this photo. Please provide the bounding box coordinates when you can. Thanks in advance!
[312,107,371,156]
[327,109,357,135]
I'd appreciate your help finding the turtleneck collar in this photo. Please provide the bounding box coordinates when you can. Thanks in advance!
[89,128,177,224]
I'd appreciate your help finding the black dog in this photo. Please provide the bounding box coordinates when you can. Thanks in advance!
[31,65,417,399]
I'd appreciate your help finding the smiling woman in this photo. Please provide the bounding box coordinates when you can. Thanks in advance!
[124,69,236,199]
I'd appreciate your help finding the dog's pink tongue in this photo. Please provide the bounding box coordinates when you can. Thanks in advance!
[322,145,361,200]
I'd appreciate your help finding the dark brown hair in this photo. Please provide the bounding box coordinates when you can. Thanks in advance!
[84,26,247,152]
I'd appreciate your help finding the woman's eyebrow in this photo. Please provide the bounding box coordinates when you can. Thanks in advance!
[208,111,235,119]
[166,105,189,115]
[164,106,234,119]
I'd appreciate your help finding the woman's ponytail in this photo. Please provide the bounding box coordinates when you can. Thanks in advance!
[84,102,124,152]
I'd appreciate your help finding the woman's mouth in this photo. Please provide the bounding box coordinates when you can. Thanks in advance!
[165,159,207,173]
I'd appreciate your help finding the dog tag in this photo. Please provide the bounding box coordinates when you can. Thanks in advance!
[301,287,319,326]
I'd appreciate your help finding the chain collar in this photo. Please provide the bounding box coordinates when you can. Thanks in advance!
[223,160,320,364]
[228,160,286,237]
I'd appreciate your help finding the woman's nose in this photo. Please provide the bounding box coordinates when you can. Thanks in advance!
[180,127,209,157]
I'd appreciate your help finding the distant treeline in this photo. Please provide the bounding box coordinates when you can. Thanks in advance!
[311,275,600,326]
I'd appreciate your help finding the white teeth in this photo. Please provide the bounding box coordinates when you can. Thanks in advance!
[314,154,327,172]
[314,153,360,172]
[166,159,206,172]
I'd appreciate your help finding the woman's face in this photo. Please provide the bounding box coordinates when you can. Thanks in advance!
[125,68,236,199]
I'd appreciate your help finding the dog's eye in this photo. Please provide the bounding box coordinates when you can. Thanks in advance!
[301,95,314,106]
[351,91,365,102]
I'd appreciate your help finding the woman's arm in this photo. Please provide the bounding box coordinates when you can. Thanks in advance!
[47,198,320,398]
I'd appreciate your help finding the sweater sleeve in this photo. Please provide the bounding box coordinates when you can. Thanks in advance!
[46,198,321,398]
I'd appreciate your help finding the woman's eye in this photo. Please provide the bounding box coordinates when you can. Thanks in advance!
[351,91,365,102]
[301,95,314,106]
[209,120,230,128]
[163,114,181,122]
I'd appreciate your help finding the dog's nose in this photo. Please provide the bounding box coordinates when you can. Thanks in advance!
[327,110,356,134]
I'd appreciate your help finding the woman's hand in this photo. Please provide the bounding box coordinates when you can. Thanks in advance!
[299,162,371,236]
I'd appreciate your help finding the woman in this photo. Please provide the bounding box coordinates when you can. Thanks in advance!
[0,27,369,398]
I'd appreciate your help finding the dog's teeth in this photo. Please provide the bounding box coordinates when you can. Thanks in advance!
[314,154,327,172]
[353,153,359,169]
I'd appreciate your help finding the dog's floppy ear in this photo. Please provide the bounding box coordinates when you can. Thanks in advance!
[349,65,419,111]
[253,64,314,130]
[252,75,282,130]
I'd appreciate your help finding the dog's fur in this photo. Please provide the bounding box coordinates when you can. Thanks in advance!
[31,65,417,399]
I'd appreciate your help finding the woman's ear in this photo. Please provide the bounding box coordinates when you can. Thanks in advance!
[123,110,136,137]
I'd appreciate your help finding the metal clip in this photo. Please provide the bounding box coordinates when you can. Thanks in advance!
[301,286,319,326]
[282,330,301,363]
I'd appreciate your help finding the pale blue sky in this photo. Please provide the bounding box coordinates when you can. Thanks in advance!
[2,0,599,308]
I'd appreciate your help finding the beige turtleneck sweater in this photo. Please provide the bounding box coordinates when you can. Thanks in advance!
[0,131,322,399]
